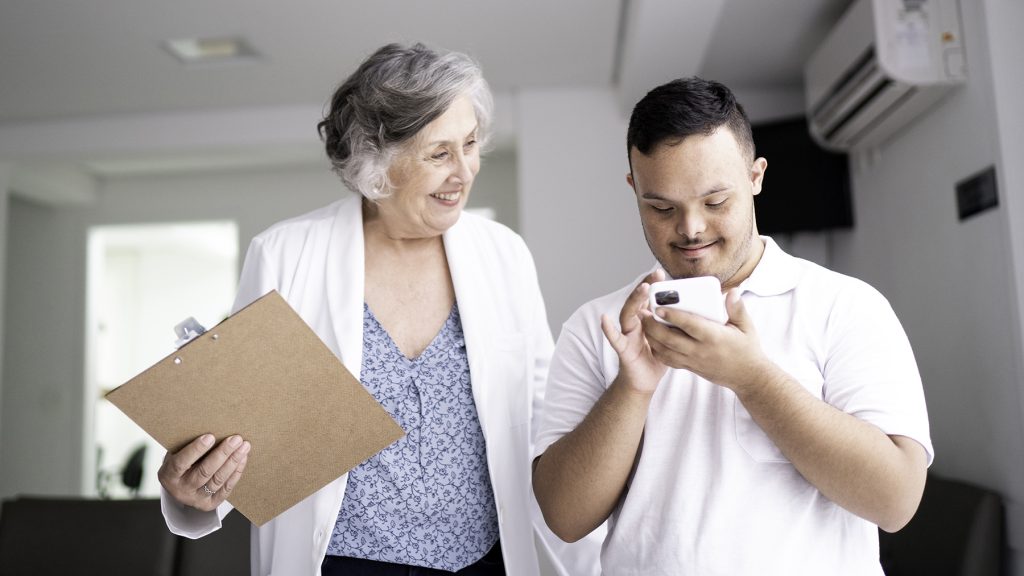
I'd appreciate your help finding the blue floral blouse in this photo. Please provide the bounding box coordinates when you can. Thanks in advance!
[326,302,499,571]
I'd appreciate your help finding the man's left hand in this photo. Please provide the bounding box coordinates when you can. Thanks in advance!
[641,288,772,392]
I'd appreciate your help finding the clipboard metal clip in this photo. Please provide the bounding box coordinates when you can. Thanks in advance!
[174,317,207,349]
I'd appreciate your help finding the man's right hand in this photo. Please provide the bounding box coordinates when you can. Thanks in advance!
[535,270,669,542]
[158,434,250,511]
[600,269,669,394]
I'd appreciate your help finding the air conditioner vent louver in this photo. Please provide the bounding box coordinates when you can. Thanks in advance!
[804,0,966,151]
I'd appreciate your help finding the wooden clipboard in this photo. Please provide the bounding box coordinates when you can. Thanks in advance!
[106,290,405,526]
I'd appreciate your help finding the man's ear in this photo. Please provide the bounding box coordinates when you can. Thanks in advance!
[626,172,636,190]
[750,157,768,196]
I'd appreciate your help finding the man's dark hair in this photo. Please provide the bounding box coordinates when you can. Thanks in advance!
[626,77,754,168]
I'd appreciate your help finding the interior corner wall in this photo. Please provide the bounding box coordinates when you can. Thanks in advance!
[983,0,1024,562]
[0,165,344,500]
[516,88,652,332]
[828,0,1024,571]
[984,0,1024,451]
[0,163,10,478]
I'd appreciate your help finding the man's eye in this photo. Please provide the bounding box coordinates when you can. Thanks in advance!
[707,198,727,208]
[650,205,673,213]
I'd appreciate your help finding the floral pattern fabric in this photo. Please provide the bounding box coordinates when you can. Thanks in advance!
[326,302,499,571]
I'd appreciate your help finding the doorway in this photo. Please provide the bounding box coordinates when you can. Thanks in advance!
[84,221,238,497]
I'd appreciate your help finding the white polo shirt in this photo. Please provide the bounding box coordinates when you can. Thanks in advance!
[535,237,933,576]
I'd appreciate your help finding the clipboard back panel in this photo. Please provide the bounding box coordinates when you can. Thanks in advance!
[107,290,405,526]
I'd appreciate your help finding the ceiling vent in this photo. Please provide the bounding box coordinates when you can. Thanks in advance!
[163,36,260,66]
[804,0,966,151]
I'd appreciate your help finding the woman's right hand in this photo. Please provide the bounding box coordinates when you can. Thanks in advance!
[158,433,250,511]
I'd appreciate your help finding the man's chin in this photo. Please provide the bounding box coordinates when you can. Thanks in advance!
[660,261,713,281]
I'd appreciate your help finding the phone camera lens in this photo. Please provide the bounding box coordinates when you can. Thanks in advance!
[655,290,680,306]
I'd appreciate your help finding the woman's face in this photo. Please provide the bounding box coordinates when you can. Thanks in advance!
[373,94,480,238]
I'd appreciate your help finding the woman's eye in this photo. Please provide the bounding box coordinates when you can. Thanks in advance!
[464,139,477,149]
[431,151,449,161]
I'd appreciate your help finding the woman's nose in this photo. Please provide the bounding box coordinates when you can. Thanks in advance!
[451,152,474,184]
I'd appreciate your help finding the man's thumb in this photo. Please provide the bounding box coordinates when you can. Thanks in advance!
[725,288,748,328]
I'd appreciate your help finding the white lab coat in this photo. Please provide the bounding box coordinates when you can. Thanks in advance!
[161,194,598,575]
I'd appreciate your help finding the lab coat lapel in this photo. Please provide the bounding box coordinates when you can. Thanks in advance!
[444,218,493,428]
[324,195,366,383]
[313,195,366,531]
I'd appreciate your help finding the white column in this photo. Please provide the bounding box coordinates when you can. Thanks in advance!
[517,88,651,332]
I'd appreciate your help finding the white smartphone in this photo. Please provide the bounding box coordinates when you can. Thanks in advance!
[648,276,728,324]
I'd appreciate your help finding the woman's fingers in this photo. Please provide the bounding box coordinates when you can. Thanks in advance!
[189,436,243,486]
[202,440,251,495]
[162,434,215,479]
[217,450,250,503]
[158,433,249,510]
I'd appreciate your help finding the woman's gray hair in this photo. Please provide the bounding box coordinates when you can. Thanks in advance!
[318,43,494,201]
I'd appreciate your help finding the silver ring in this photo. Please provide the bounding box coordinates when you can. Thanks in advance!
[201,484,216,496]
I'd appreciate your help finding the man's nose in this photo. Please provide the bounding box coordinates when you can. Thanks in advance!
[676,210,706,238]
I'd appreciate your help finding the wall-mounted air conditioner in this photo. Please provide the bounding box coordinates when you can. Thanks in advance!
[804,0,966,151]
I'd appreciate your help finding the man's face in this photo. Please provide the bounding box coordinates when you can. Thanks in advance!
[627,127,767,290]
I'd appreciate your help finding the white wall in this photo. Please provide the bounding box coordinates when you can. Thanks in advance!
[517,88,651,331]
[473,147,520,232]
[829,0,1024,571]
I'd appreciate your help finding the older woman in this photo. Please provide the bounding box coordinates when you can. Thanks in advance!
[157,43,577,575]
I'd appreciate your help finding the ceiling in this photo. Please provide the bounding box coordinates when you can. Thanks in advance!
[0,0,853,196]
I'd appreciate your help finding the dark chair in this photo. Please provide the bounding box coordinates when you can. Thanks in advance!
[879,472,1003,576]
[174,511,251,576]
[121,443,147,497]
[0,497,176,576]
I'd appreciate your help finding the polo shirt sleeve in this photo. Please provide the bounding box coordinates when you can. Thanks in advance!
[822,282,934,465]
[534,310,613,460]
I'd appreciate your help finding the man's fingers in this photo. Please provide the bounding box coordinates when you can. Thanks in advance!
[724,288,751,330]
[642,315,697,357]
[642,268,666,285]
[652,305,727,343]
[600,314,627,355]
[619,282,652,333]
[645,327,689,369]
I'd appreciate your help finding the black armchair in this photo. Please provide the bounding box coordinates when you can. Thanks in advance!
[0,497,249,576]
[879,472,1004,576]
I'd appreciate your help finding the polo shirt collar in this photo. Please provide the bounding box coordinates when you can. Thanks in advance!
[736,236,802,297]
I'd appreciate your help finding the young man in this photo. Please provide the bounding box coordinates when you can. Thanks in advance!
[532,78,932,575]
